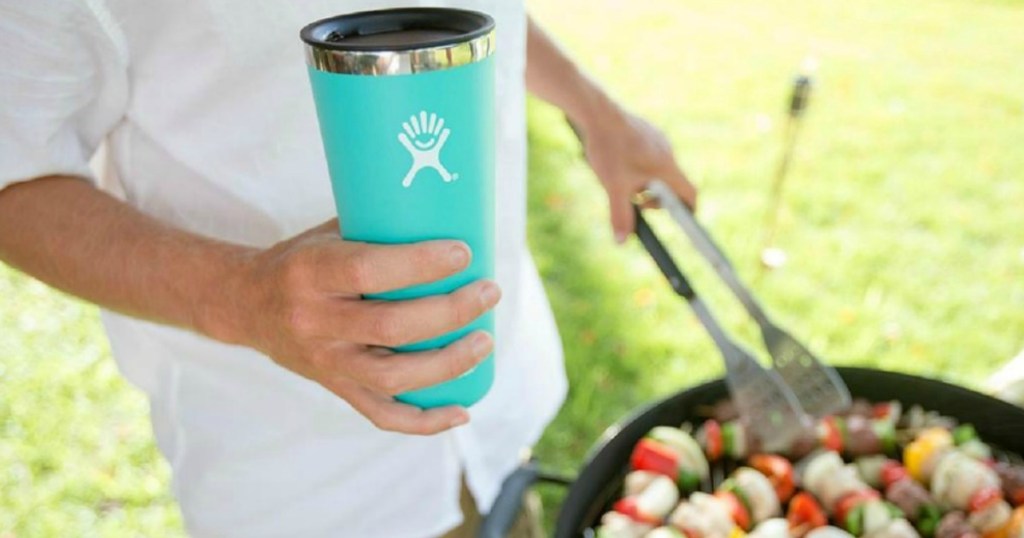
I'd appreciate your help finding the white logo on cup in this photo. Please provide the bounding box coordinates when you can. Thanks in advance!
[398,111,457,188]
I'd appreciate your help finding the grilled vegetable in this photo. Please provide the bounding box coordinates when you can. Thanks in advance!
[631,437,703,492]
[864,518,920,538]
[723,422,749,460]
[857,456,892,489]
[873,402,903,426]
[788,492,829,537]
[733,467,783,523]
[700,420,725,462]
[599,511,657,538]
[967,500,1011,538]
[751,454,797,503]
[836,490,883,527]
[748,518,791,538]
[881,462,911,490]
[905,429,955,485]
[820,417,846,453]
[648,427,711,483]
[670,491,738,538]
[807,527,857,538]
[931,452,1001,510]
[614,473,680,525]
[716,489,754,531]
[801,452,848,507]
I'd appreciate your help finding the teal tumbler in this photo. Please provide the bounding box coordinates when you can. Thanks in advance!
[301,9,496,408]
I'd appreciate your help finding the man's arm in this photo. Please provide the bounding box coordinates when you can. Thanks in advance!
[0,177,249,336]
[0,177,499,434]
[526,17,697,242]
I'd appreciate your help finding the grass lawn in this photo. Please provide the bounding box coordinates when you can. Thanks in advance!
[2,0,1023,534]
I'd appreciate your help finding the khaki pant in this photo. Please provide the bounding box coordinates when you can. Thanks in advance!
[439,479,544,538]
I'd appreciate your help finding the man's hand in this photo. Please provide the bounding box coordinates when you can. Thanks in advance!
[212,220,500,435]
[573,100,697,243]
[525,16,697,243]
[0,179,497,437]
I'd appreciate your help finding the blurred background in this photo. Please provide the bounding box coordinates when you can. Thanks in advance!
[2,0,1023,535]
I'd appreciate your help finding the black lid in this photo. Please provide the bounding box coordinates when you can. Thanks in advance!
[300,8,494,53]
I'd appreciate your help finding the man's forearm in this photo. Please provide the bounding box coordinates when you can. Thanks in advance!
[525,17,615,129]
[0,177,251,341]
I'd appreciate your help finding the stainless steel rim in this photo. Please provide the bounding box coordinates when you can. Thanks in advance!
[304,30,495,76]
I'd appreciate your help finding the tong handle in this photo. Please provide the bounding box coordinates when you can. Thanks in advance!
[633,206,694,300]
[647,181,771,325]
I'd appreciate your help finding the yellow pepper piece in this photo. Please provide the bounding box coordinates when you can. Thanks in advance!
[729,526,747,538]
[904,428,953,483]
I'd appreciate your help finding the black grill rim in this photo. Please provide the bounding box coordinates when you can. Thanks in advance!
[555,366,1024,538]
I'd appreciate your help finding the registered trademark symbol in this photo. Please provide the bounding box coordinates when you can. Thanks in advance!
[452,173,460,180]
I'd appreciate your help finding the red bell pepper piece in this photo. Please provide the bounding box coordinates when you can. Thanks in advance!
[631,438,680,479]
[788,492,828,537]
[614,496,664,526]
[821,416,845,453]
[703,419,724,461]
[873,402,894,420]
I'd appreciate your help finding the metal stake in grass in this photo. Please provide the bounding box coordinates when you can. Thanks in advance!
[760,63,815,269]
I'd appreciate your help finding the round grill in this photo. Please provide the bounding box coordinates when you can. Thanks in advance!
[556,367,1024,537]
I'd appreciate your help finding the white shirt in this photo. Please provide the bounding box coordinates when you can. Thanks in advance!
[0,1,567,536]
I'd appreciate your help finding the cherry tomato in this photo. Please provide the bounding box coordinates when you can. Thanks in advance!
[750,454,796,502]
[787,492,828,536]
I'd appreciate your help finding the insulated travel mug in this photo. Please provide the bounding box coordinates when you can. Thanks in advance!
[301,9,496,408]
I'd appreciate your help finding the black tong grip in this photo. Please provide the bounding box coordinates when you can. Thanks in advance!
[633,205,695,300]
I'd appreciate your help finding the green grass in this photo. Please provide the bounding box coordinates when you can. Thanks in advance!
[3,0,1024,534]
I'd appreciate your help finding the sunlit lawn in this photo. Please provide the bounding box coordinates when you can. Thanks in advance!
[2,0,1023,534]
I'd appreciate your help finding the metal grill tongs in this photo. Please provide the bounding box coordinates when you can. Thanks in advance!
[643,181,851,418]
[633,204,805,451]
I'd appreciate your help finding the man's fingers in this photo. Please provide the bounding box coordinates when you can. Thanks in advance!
[314,240,472,295]
[340,280,501,347]
[329,377,470,435]
[657,160,698,211]
[607,186,635,244]
[343,330,493,395]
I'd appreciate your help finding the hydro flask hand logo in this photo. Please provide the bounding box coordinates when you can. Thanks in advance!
[397,111,456,188]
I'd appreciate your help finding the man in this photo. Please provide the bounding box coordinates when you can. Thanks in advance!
[0,1,695,536]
